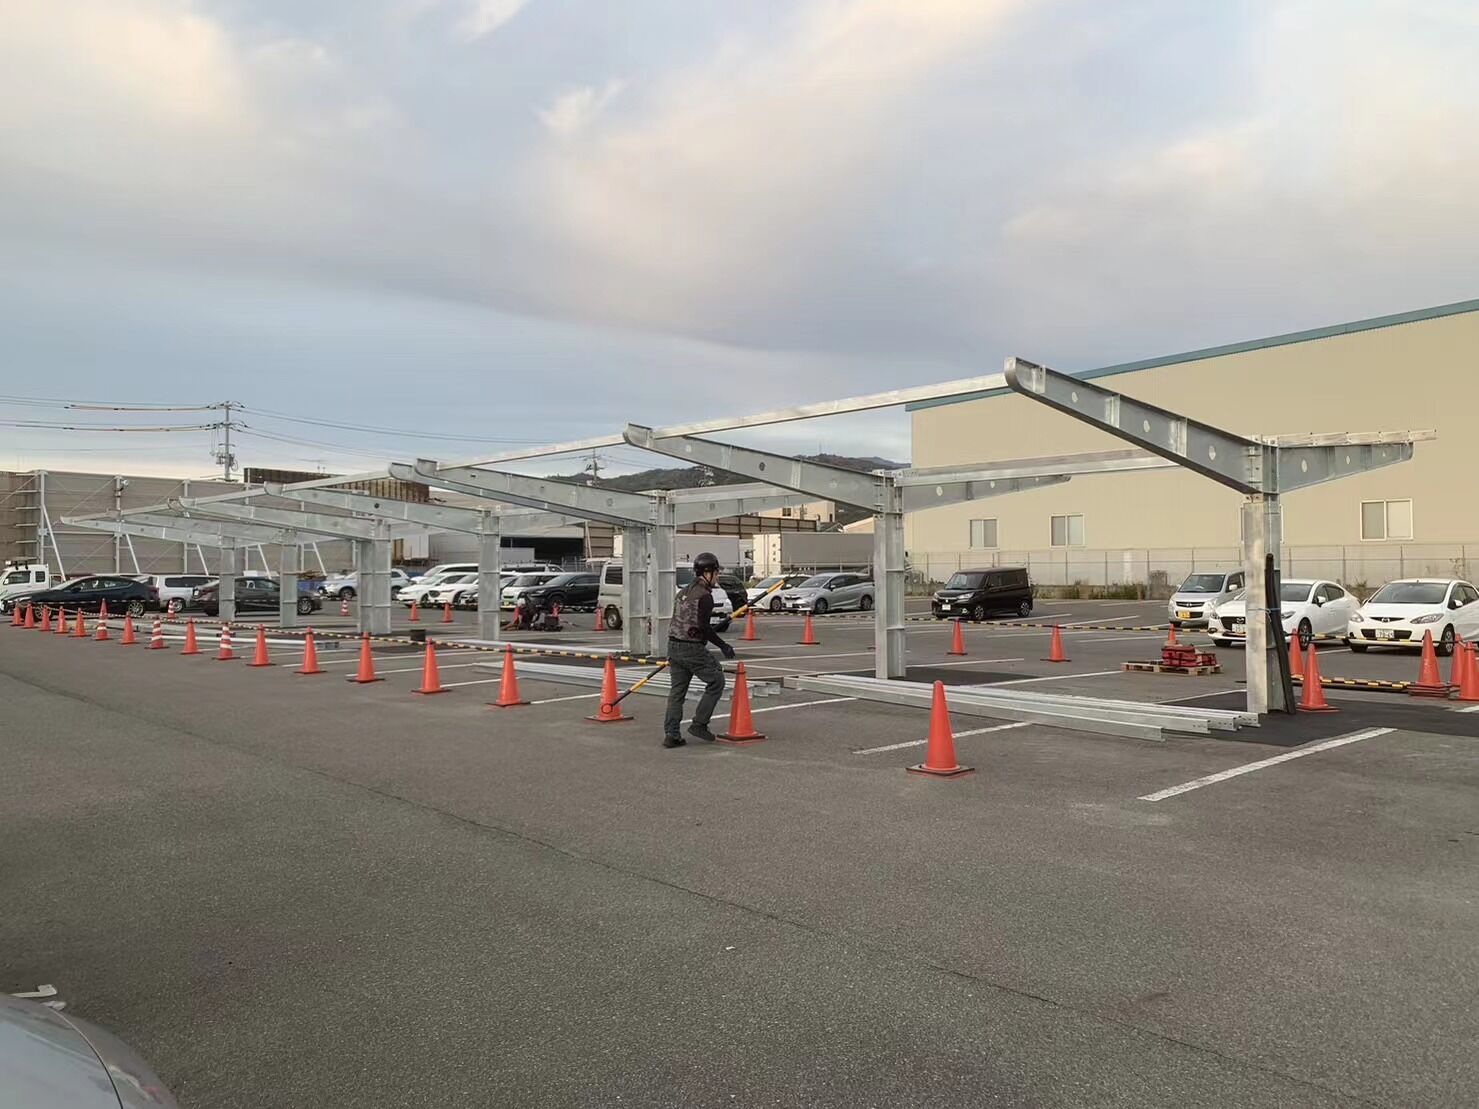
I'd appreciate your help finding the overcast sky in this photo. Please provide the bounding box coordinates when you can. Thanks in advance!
[2,0,1476,479]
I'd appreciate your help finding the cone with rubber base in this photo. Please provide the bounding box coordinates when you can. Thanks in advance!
[22,604,35,629]
[181,618,200,655]
[55,608,70,635]
[1455,642,1479,703]
[594,607,606,632]
[1298,643,1338,712]
[248,624,273,667]
[38,607,52,633]
[347,633,382,683]
[1165,624,1178,647]
[408,601,419,623]
[1288,634,1305,680]
[1448,634,1467,692]
[94,601,110,641]
[73,610,88,638]
[1409,630,1451,697]
[587,657,632,722]
[741,609,758,642]
[947,619,967,656]
[412,640,448,694]
[1042,624,1069,663]
[441,602,454,624]
[120,614,137,646]
[488,645,529,707]
[718,663,766,744]
[339,597,350,617]
[9,604,20,627]
[215,623,235,661]
[296,629,324,675]
[148,618,166,650]
[798,613,819,646]
[907,682,974,778]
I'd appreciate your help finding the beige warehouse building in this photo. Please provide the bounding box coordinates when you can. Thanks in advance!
[905,299,1477,595]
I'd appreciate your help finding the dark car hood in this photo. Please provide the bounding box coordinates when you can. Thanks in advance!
[934,589,975,598]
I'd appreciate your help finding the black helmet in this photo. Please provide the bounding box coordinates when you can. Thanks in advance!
[693,552,721,575]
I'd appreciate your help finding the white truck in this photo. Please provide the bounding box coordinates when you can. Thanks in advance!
[0,562,55,614]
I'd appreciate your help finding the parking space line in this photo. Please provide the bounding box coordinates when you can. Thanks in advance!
[906,657,1026,668]
[681,697,854,726]
[530,692,601,705]
[736,650,876,664]
[854,721,1030,755]
[1455,704,1479,714]
[1162,689,1244,703]
[1138,728,1395,802]
[985,670,1122,686]
[373,662,487,676]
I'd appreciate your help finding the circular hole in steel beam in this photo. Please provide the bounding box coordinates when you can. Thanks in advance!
[757,461,766,471]
[1301,459,1309,473]
[935,485,944,497]
[1142,419,1151,433]
[1208,445,1217,460]
[1070,390,1079,403]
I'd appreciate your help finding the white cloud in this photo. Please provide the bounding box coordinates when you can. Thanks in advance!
[456,0,530,40]
[537,80,624,138]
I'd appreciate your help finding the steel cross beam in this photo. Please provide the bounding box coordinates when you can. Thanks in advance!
[406,461,661,526]
[668,483,819,524]
[1004,356,1434,716]
[170,499,414,542]
[65,514,294,547]
[261,484,579,536]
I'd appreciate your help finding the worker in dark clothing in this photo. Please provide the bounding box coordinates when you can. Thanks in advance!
[663,551,736,748]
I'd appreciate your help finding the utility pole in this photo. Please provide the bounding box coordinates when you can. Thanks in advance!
[583,448,601,486]
[213,401,239,482]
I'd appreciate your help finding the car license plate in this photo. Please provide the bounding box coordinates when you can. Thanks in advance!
[1177,610,1192,620]
[1376,628,1395,640]
[1232,618,1245,628]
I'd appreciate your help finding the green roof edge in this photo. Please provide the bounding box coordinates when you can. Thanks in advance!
[906,296,1479,413]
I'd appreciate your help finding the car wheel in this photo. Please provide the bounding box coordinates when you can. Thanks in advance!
[971,603,987,622]
[126,599,145,617]
[338,587,356,600]
[1347,641,1368,653]
[297,597,314,615]
[1018,599,1032,617]
[547,593,566,609]
[859,594,873,612]
[204,606,218,617]
[1438,625,1456,657]
[769,596,783,612]
[812,598,829,615]
[603,605,622,631]
[1297,619,1313,649]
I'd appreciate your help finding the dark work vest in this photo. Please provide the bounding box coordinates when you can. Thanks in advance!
[670,581,708,642]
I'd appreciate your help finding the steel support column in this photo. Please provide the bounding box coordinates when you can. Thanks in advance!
[279,540,301,628]
[622,526,651,656]
[477,517,502,641]
[219,539,238,623]
[647,496,676,649]
[874,478,906,679]
[1241,494,1287,713]
[361,528,393,635]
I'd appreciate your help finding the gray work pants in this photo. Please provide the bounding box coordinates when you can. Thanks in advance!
[664,639,726,737]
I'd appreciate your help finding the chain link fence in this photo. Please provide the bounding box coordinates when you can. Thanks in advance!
[907,545,1477,600]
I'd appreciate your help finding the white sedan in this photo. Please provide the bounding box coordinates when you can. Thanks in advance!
[1209,580,1360,649]
[501,572,561,609]
[423,573,481,608]
[1347,578,1479,655]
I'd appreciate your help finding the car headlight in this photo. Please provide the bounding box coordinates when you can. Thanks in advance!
[1411,613,1444,624]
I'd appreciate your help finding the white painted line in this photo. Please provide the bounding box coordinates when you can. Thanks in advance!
[854,721,1030,755]
[530,692,601,705]
[438,677,508,688]
[1455,704,1479,713]
[1138,728,1395,802]
[1161,689,1243,703]
[985,670,1122,686]
[371,662,487,676]
[736,650,877,664]
[908,657,1026,668]
[681,696,854,726]
[1075,634,1165,644]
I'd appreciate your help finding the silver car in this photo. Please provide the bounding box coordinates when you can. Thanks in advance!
[779,571,875,614]
[0,993,178,1106]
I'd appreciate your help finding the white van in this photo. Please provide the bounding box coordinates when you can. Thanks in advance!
[1167,569,1246,629]
[597,560,731,631]
[0,562,54,613]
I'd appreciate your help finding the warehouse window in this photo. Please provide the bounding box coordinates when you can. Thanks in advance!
[968,518,998,549]
[1050,514,1084,547]
[1360,499,1413,541]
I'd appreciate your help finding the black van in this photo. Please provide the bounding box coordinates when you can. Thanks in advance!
[931,567,1033,621]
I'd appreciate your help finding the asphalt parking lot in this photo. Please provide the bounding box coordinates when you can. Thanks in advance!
[3,600,1477,1107]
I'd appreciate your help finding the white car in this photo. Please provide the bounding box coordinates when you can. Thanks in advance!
[1167,569,1246,628]
[138,573,216,613]
[1209,579,1360,649]
[317,568,414,600]
[1347,578,1479,656]
[421,572,481,608]
[501,572,561,609]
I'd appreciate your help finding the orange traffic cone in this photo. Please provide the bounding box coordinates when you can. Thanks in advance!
[718,662,766,744]
[248,624,273,667]
[296,629,324,675]
[22,604,35,629]
[55,608,69,635]
[409,600,419,623]
[181,618,201,655]
[1455,642,1479,703]
[798,612,819,646]
[148,617,166,649]
[120,614,137,645]
[741,609,758,642]
[94,601,110,641]
[1288,634,1305,680]
[215,622,235,661]
[38,606,52,633]
[907,681,974,778]
[339,596,350,617]
[587,657,632,722]
[73,610,88,638]
[441,602,454,624]
[947,619,967,656]
[1165,623,1178,646]
[1298,641,1338,712]
[488,645,528,707]
[594,606,606,632]
[1409,630,1450,697]
[1448,635,1467,691]
[9,604,20,627]
[348,633,382,683]
[1042,624,1069,663]
[412,640,448,694]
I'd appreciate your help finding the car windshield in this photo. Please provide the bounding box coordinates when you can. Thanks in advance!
[675,568,695,587]
[442,574,474,584]
[754,576,783,589]
[2,570,31,585]
[1370,582,1447,605]
[1179,573,1228,593]
[944,572,987,590]
[510,574,544,587]
[798,575,833,589]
